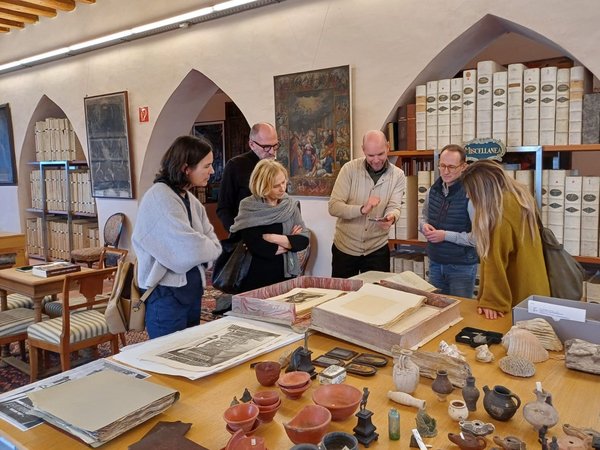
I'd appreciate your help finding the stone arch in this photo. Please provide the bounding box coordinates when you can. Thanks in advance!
[385,13,584,125]
[139,69,238,197]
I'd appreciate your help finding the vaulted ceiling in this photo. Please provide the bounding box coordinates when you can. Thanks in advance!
[0,0,95,33]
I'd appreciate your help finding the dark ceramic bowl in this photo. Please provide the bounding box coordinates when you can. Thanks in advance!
[283,404,331,444]
[312,384,362,421]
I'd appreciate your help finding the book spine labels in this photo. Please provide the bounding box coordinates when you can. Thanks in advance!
[539,67,557,145]
[555,68,571,145]
[437,79,451,149]
[450,78,463,145]
[416,85,427,150]
[580,176,600,257]
[397,105,408,150]
[563,176,582,256]
[492,71,508,145]
[523,68,540,146]
[462,70,477,143]
[507,63,527,146]
[426,81,438,150]
[569,66,588,145]
[476,61,506,139]
[548,169,566,243]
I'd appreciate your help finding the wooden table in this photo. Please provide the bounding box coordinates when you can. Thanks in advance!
[0,233,27,268]
[0,267,91,319]
[0,298,599,449]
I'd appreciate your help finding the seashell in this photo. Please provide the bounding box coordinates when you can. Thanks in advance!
[502,327,549,363]
[438,340,466,361]
[515,318,563,351]
[475,344,494,363]
[498,355,536,377]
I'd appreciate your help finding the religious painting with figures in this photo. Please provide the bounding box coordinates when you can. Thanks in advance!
[274,65,351,196]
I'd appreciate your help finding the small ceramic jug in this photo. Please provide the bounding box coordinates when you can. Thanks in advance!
[492,435,527,450]
[392,349,420,394]
[448,400,469,421]
[482,385,521,421]
[522,389,559,431]
[431,369,453,401]
[462,376,480,412]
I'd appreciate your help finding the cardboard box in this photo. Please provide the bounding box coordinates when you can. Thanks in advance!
[513,295,600,344]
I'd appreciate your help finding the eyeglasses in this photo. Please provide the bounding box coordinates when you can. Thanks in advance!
[251,140,281,152]
[438,163,463,172]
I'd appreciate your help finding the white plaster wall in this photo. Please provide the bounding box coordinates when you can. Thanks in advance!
[1,0,600,275]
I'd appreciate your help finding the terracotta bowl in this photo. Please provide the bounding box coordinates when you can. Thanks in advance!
[312,384,362,421]
[223,403,260,432]
[252,390,280,406]
[255,399,282,422]
[277,371,312,389]
[254,361,281,386]
[252,398,282,413]
[277,380,311,400]
[226,418,261,436]
[283,404,332,444]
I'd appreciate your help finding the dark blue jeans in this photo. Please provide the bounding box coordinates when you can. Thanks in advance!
[331,243,390,278]
[428,261,477,298]
[145,267,203,339]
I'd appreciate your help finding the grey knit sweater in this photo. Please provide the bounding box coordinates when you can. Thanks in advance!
[133,183,222,289]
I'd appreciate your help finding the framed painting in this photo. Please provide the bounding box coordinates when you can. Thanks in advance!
[84,91,134,198]
[274,65,351,196]
[0,104,17,185]
[192,121,225,202]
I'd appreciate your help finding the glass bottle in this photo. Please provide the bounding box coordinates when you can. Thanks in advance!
[388,408,400,440]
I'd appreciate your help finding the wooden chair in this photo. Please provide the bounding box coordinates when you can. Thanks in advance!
[0,308,48,363]
[71,213,126,268]
[27,267,120,381]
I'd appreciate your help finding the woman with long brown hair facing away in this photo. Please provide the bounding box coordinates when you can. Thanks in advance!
[460,160,550,319]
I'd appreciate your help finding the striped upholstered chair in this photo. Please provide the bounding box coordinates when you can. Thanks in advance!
[0,308,49,363]
[27,267,120,381]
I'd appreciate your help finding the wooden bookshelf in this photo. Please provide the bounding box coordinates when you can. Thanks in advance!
[543,144,600,152]
[388,150,434,157]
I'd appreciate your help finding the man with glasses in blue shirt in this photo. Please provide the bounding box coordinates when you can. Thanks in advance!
[217,122,280,231]
[420,144,478,298]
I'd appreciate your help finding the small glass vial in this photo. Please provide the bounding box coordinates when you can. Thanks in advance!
[388,407,400,440]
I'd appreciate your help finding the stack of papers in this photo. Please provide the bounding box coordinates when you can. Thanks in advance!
[314,283,425,329]
[350,270,437,292]
[114,317,303,380]
[27,371,179,447]
[266,287,346,317]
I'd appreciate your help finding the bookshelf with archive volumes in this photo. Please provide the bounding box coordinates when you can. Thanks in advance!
[386,59,600,265]
[26,118,99,262]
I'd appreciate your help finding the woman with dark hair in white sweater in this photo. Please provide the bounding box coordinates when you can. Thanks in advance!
[133,135,222,338]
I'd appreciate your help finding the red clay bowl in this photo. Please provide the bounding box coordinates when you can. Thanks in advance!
[254,361,281,387]
[277,381,311,400]
[256,400,282,422]
[312,384,362,421]
[251,390,280,406]
[226,418,260,436]
[252,398,282,413]
[223,403,260,432]
[277,371,312,389]
[283,404,332,445]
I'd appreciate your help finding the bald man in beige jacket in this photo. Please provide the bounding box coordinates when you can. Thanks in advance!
[328,130,406,277]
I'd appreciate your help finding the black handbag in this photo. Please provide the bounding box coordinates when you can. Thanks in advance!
[537,213,585,300]
[212,236,252,294]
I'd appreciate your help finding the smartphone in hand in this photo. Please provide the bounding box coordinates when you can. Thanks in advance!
[368,217,386,222]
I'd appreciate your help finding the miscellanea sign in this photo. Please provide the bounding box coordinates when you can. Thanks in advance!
[464,138,506,162]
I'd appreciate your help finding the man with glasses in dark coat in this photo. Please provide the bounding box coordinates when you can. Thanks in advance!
[217,122,280,231]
